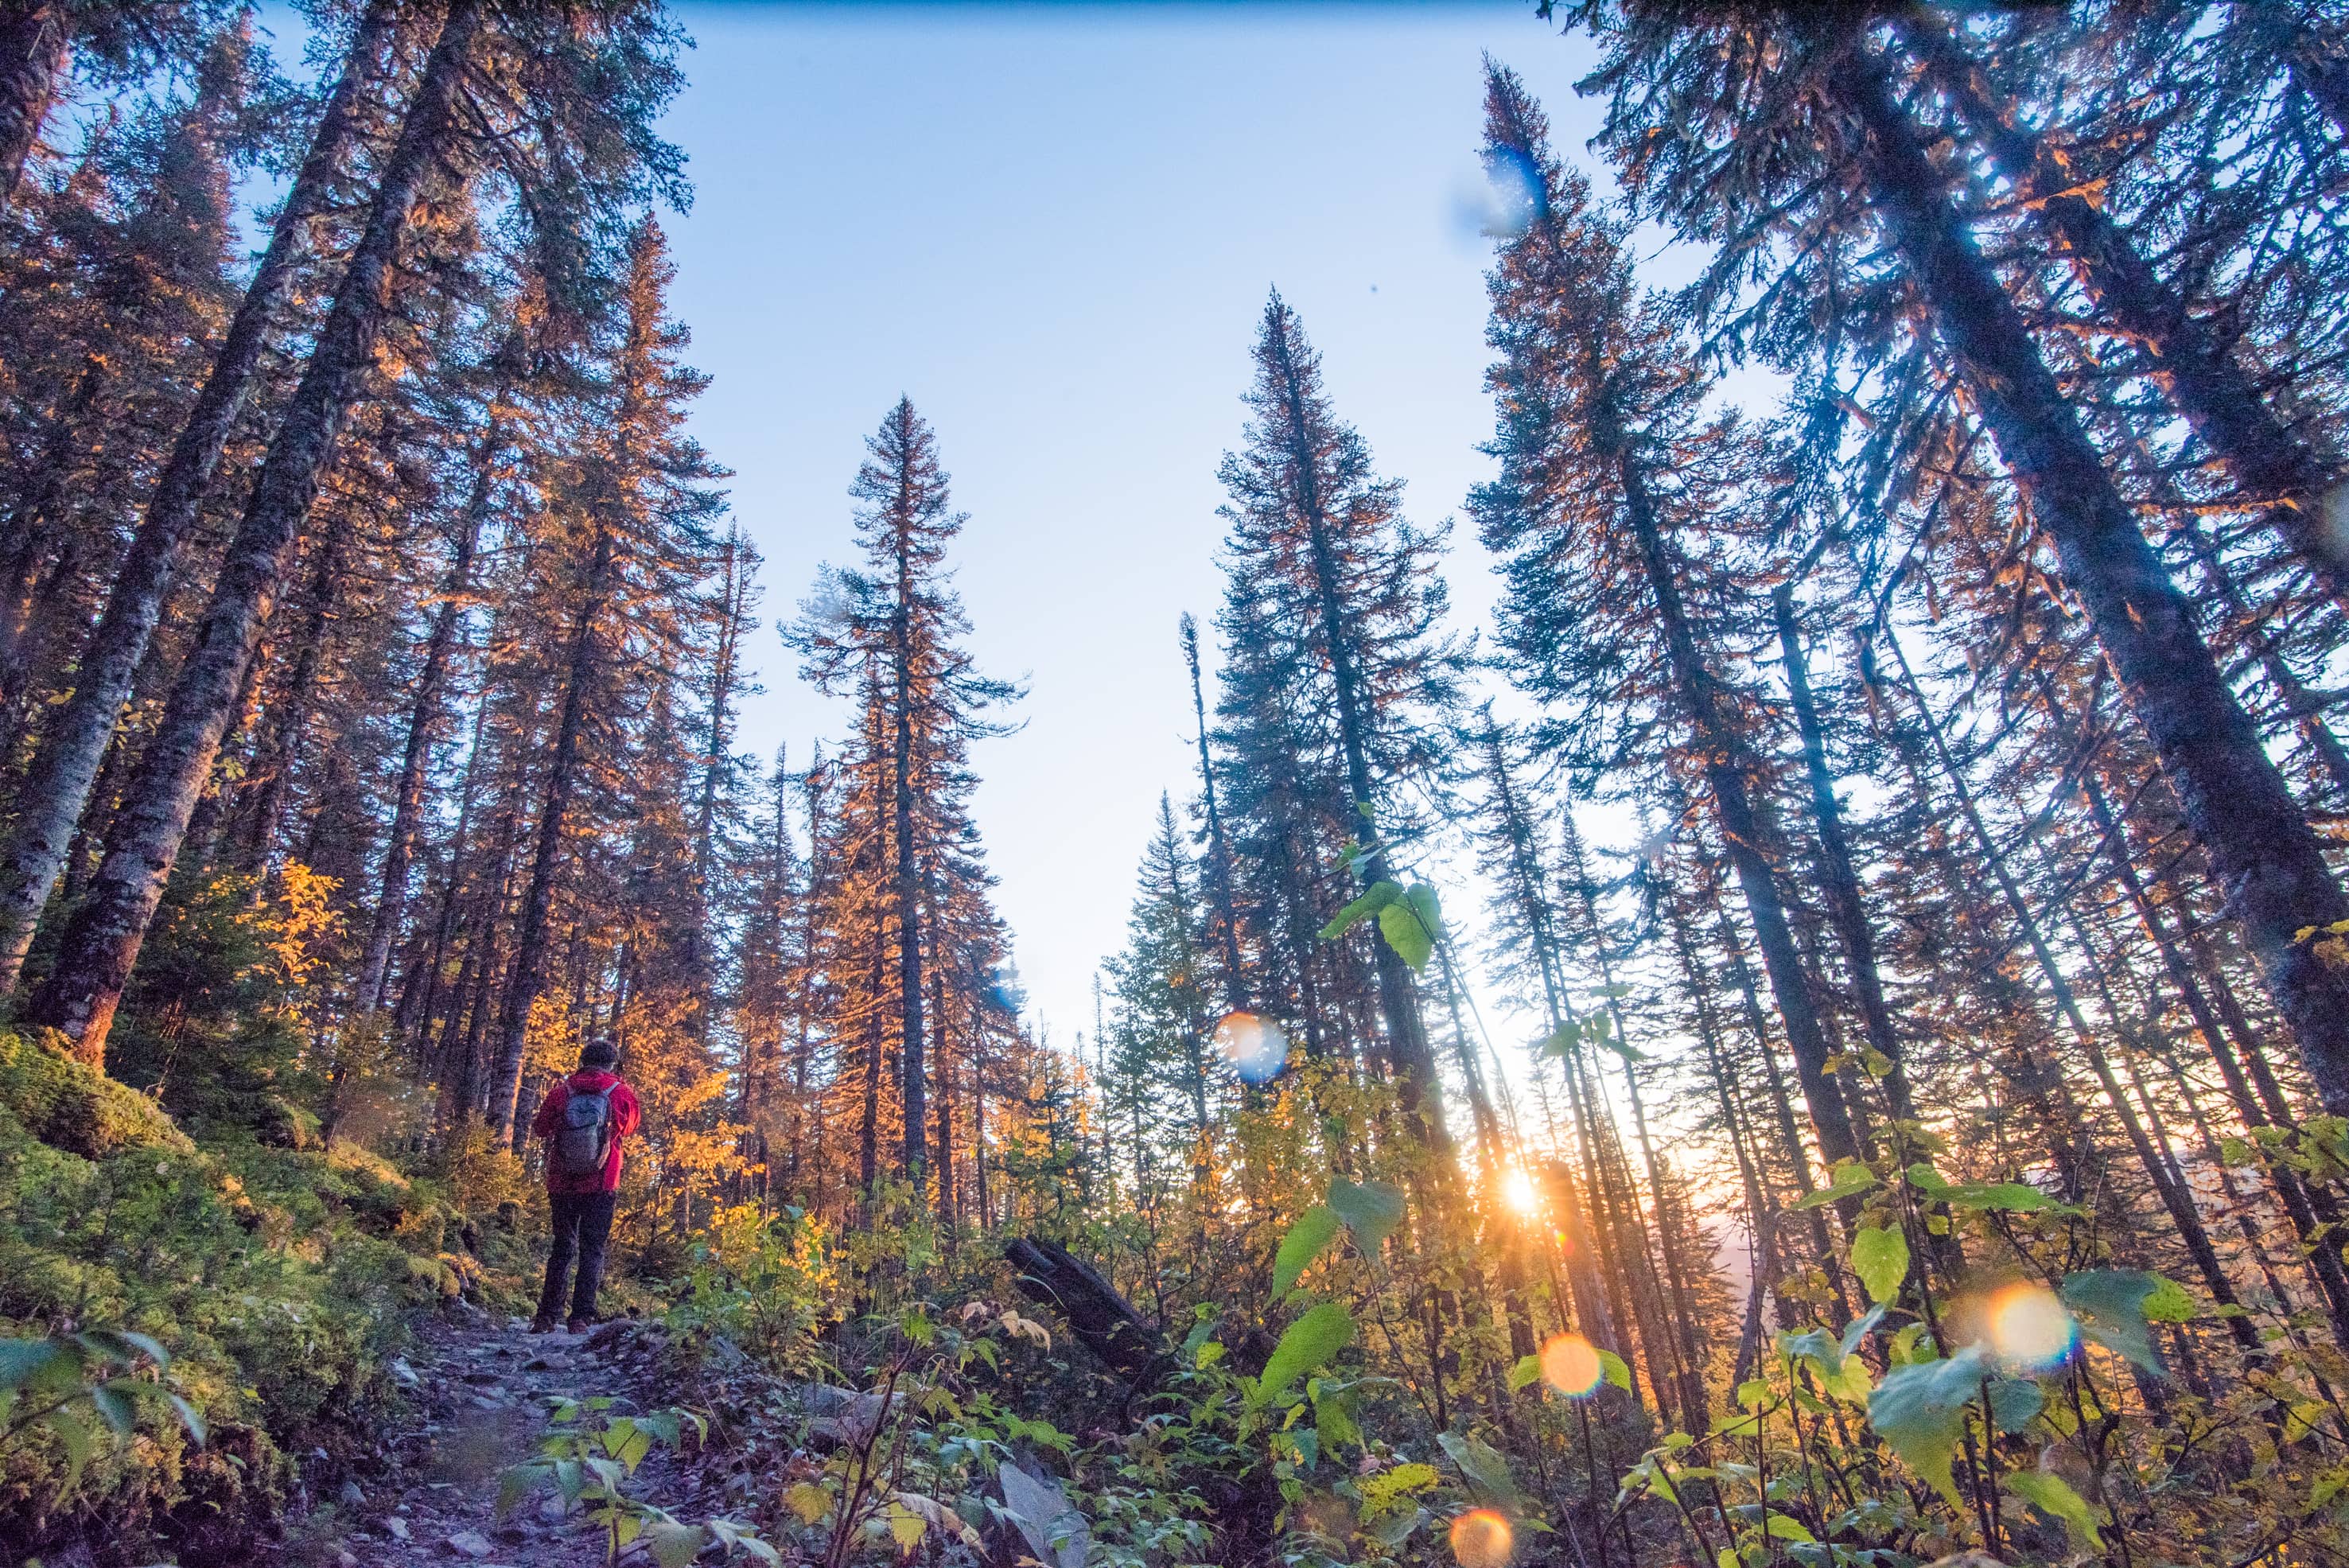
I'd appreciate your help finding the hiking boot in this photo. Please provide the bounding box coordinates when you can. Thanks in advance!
[566,1315,596,1335]
[528,1316,559,1334]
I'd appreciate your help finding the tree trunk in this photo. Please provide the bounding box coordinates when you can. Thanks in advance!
[1005,1237,1170,1387]
[228,521,346,873]
[0,0,68,214]
[1900,7,2349,608]
[360,402,501,1010]
[1772,586,1916,1121]
[484,523,614,1137]
[890,488,928,1180]
[1612,433,1865,1183]
[2082,772,2349,1340]
[1262,321,1443,1148]
[1833,35,2349,1122]
[1559,802,1708,1424]
[1182,613,1250,1013]
[23,0,481,1064]
[0,0,403,992]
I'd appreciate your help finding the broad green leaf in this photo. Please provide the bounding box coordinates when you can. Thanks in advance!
[1272,1205,1342,1298]
[1319,882,1402,940]
[1821,1356,1873,1405]
[1867,1344,1987,1507]
[784,1482,832,1524]
[2061,1270,2166,1374]
[1367,1504,1426,1548]
[2005,1469,2106,1551]
[2142,1274,2196,1324]
[1593,1030,1650,1062]
[1437,1430,1520,1507]
[1904,1162,1950,1196]
[1840,1304,1886,1360]
[1987,1378,2043,1434]
[1598,1348,1632,1395]
[1328,1179,1406,1254]
[496,1464,543,1519]
[648,1520,706,1568]
[0,1338,64,1394]
[1762,1512,1816,1543]
[887,1500,926,1553]
[89,1382,136,1435]
[1776,1327,1840,1371]
[1851,1225,1909,1306]
[49,1407,93,1500]
[1794,1161,1876,1210]
[1941,1180,2059,1212]
[1253,1303,1355,1407]
[1509,1355,1542,1393]
[1378,888,1437,972]
[165,1392,207,1446]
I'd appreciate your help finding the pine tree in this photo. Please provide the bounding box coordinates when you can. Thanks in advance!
[27,0,489,1063]
[1213,290,1461,1145]
[1469,62,1866,1187]
[481,217,725,1136]
[1577,2,2349,1123]
[792,399,1016,1185]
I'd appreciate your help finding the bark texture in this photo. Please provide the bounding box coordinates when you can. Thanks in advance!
[25,0,482,1064]
[0,0,405,992]
[1834,36,2349,1121]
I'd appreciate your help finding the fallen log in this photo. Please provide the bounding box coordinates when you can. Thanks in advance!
[1003,1236,1170,1388]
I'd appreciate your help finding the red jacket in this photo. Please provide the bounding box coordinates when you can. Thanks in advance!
[531,1070,642,1195]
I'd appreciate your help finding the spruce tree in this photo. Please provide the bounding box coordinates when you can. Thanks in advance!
[1214,290,1460,1146]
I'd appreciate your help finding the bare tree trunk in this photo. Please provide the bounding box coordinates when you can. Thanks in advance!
[228,521,346,873]
[0,0,68,214]
[1612,433,1865,1185]
[1900,7,2348,607]
[1834,34,2349,1123]
[1558,803,1708,1424]
[24,0,481,1064]
[0,0,404,991]
[1181,613,1250,1013]
[484,523,614,1137]
[1772,586,1915,1119]
[361,402,501,1009]
[2083,773,2349,1340]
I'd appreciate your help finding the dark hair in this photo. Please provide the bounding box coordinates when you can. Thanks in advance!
[578,1037,619,1069]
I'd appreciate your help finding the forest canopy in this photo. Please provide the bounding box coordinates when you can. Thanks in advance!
[2,2,2347,1567]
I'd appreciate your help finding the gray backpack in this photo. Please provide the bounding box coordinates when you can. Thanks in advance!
[553,1085,614,1178]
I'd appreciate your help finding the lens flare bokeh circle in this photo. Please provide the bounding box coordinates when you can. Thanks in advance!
[1449,1508,1515,1568]
[1983,1281,2077,1372]
[1212,1011,1289,1084]
[1540,1333,1603,1398]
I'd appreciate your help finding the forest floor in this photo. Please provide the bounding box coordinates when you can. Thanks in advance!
[313,1312,702,1568]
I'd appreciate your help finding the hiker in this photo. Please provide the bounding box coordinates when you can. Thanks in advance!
[529,1037,641,1333]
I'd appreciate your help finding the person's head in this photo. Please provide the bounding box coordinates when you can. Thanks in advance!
[578,1037,619,1072]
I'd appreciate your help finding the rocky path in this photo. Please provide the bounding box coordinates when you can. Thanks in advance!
[321,1315,697,1568]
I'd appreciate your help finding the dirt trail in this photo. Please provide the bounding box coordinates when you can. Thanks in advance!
[322,1314,693,1568]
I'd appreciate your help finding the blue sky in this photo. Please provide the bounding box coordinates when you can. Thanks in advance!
[655,2,1621,1044]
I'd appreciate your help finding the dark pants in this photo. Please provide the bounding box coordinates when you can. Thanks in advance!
[538,1190,616,1325]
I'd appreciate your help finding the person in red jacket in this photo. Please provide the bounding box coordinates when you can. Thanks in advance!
[529,1037,641,1333]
